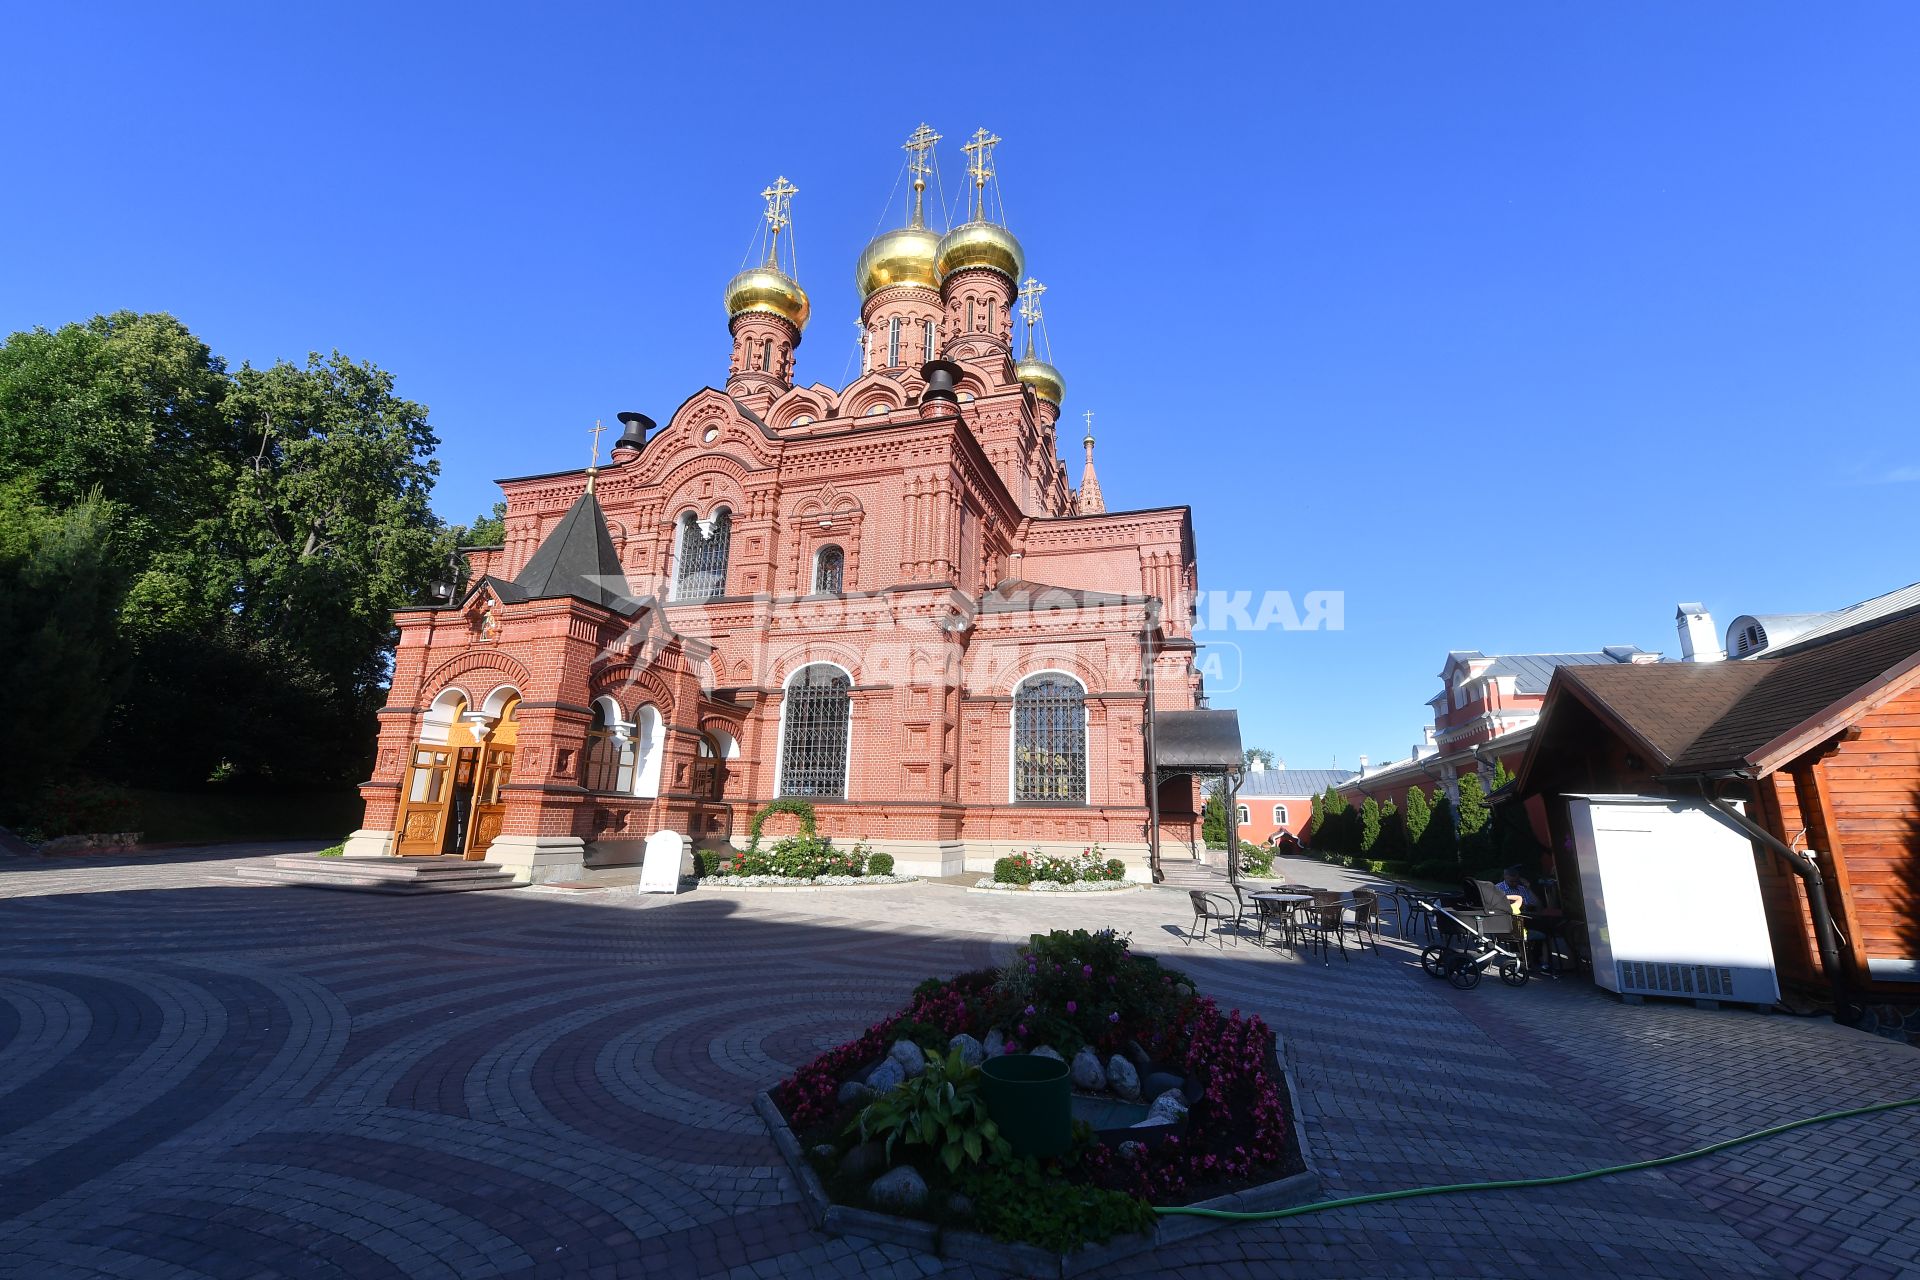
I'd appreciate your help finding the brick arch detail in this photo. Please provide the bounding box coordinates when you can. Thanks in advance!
[1006,654,1104,694]
[421,650,532,701]
[770,647,863,689]
[588,663,677,721]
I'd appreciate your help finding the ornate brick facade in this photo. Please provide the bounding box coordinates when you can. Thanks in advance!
[349,135,1215,882]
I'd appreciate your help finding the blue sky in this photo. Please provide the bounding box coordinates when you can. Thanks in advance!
[6,3,1916,768]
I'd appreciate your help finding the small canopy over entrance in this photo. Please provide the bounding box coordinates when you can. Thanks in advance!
[1152,709,1244,884]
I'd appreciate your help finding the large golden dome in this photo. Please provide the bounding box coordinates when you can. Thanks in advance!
[856,225,940,299]
[723,265,810,330]
[935,220,1024,284]
[1015,355,1065,408]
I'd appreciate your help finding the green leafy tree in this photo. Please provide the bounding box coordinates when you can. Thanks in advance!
[456,500,507,548]
[1242,746,1274,770]
[1457,772,1493,864]
[219,352,447,709]
[1359,796,1382,852]
[1404,785,1431,845]
[1307,792,1325,838]
[1415,790,1457,863]
[1373,797,1408,860]
[1201,784,1227,846]
[0,481,127,816]
[1492,759,1518,791]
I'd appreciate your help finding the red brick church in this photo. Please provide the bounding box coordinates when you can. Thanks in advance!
[344,128,1229,883]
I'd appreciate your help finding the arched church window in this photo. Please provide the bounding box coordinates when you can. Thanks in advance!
[779,664,851,798]
[966,299,976,331]
[888,316,901,367]
[813,544,844,594]
[672,508,731,602]
[1013,673,1087,803]
[582,699,635,793]
[923,319,935,363]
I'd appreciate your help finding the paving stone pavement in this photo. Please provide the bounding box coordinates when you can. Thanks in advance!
[1,846,1916,1279]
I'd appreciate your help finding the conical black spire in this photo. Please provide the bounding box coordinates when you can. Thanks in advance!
[513,491,636,611]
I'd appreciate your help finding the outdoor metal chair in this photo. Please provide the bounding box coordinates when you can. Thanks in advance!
[1253,896,1293,948]
[1185,890,1240,948]
[1298,891,1350,966]
[1347,890,1384,955]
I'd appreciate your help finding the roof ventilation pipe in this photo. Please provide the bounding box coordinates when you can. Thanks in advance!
[919,359,963,409]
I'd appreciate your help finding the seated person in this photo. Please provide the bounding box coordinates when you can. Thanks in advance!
[1496,865,1538,911]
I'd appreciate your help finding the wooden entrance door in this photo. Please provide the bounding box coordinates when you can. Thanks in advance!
[464,744,514,858]
[396,745,456,854]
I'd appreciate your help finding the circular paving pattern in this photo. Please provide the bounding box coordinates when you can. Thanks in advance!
[2,848,1918,1279]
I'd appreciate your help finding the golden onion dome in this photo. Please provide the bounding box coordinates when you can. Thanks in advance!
[1015,355,1065,408]
[855,224,940,300]
[935,220,1024,284]
[723,265,811,330]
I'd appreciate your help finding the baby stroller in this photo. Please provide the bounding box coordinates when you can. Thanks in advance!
[1415,880,1528,989]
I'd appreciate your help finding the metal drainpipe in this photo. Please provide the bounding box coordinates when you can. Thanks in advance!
[1690,777,1856,1024]
[1141,608,1162,884]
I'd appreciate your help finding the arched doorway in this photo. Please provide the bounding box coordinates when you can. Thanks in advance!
[394,686,520,858]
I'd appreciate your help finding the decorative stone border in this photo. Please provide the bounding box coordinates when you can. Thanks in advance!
[697,874,918,891]
[969,879,1141,894]
[755,1042,1321,1278]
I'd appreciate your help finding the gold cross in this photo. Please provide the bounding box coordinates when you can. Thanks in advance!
[760,175,798,264]
[903,123,941,226]
[1018,277,1046,327]
[962,127,1000,218]
[588,419,606,470]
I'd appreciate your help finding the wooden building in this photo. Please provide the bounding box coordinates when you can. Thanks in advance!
[1519,601,1920,1016]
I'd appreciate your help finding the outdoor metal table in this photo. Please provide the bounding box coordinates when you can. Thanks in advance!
[1250,892,1315,949]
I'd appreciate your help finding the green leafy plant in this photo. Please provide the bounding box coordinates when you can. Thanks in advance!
[693,848,725,877]
[848,1047,1009,1173]
[993,853,1035,884]
[1241,843,1274,876]
[960,1156,1158,1252]
[867,851,895,875]
[746,797,818,849]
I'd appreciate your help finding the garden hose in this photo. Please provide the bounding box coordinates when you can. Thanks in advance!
[1153,1095,1920,1222]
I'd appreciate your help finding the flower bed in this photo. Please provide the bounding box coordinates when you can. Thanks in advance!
[769,929,1302,1255]
[972,878,1137,893]
[992,845,1127,886]
[697,830,898,881]
[706,873,917,888]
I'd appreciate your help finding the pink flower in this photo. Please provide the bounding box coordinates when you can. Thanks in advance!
[1018,1023,1029,1036]
[1082,965,1094,977]
[1066,1000,1077,1013]
[1109,1011,1120,1023]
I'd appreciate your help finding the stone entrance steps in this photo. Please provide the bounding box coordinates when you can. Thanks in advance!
[235,854,518,894]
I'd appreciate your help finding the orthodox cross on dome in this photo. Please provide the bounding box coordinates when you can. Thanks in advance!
[1077,408,1105,514]
[584,419,606,493]
[903,123,941,227]
[962,127,1001,222]
[760,175,798,266]
[1018,277,1046,358]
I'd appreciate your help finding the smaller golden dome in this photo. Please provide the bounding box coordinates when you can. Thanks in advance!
[856,225,940,299]
[935,220,1024,284]
[723,265,810,330]
[1015,356,1065,408]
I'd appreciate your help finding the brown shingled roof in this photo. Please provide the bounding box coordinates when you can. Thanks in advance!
[1546,602,1920,777]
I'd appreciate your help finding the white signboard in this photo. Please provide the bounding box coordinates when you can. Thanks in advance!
[640,831,689,894]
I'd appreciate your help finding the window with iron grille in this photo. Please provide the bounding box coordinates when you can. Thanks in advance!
[779,665,851,797]
[813,544,844,594]
[673,509,731,601]
[1013,673,1086,802]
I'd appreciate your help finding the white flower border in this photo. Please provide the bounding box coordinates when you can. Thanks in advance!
[972,878,1138,893]
[702,873,918,888]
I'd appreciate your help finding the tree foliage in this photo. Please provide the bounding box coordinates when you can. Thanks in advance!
[1358,796,1382,852]
[1404,785,1431,844]
[0,480,126,812]
[0,312,451,815]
